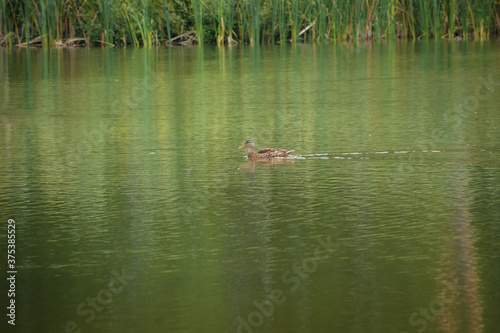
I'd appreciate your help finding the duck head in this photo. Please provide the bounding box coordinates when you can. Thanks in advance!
[238,140,256,153]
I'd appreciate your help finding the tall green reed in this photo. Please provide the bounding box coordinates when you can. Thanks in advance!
[38,0,53,46]
[1,0,499,47]
[431,0,442,39]
[215,0,226,45]
[102,0,112,45]
[193,0,204,45]
[316,1,329,42]
[418,0,431,39]
[475,0,496,39]
[225,0,236,44]
[274,0,289,44]
[458,0,468,39]
[210,0,236,45]
[22,0,32,44]
[247,0,261,45]
[289,0,299,43]
[162,1,172,43]
[142,0,152,47]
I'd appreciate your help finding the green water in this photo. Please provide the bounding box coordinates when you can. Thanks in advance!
[1,42,499,333]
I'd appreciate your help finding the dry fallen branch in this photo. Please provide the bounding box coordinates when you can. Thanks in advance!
[0,32,15,46]
[15,36,86,47]
[169,30,197,43]
[298,20,316,37]
[64,38,86,45]
[15,36,41,47]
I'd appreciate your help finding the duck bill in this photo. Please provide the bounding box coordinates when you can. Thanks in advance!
[238,145,247,150]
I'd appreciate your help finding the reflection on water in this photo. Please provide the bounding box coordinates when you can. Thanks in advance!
[0,42,499,333]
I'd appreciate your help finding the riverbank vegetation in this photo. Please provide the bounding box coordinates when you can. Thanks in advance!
[1,0,499,47]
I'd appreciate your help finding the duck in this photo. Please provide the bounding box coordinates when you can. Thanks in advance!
[238,140,294,158]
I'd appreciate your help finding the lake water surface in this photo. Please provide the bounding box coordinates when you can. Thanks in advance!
[1,42,500,333]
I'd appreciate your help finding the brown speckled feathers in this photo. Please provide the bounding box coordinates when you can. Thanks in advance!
[238,140,294,158]
[252,148,294,158]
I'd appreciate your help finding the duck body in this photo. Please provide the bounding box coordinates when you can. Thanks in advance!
[239,140,294,158]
